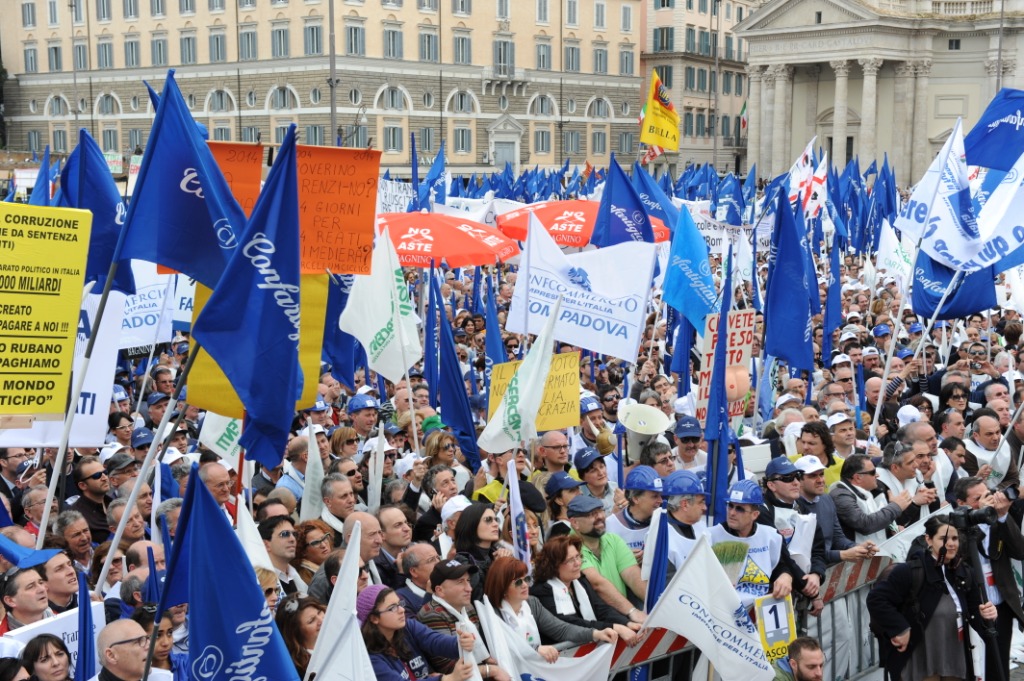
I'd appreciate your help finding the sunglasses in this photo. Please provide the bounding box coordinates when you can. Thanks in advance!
[308,535,332,548]
[856,468,878,477]
[358,565,371,575]
[481,515,499,524]
[344,469,359,477]
[950,393,967,400]
[344,439,358,446]
[602,395,620,402]
[836,377,854,383]
[506,345,520,351]
[513,575,534,588]
[277,530,296,539]
[727,502,752,513]
[263,587,277,597]
[84,470,108,481]
[770,473,802,483]
[442,444,457,451]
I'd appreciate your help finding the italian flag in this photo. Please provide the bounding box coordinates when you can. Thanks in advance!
[740,100,748,130]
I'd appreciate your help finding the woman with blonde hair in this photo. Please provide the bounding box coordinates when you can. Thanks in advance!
[254,567,281,613]
[330,426,360,459]
[423,431,471,489]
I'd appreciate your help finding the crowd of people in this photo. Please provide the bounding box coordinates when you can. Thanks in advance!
[0,250,1022,681]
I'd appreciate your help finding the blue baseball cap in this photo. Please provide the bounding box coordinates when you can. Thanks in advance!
[566,495,604,517]
[347,394,379,413]
[111,385,129,403]
[383,422,402,437]
[727,479,764,505]
[468,394,487,411]
[896,348,914,360]
[872,324,892,338]
[580,396,601,416]
[674,415,702,439]
[764,457,799,479]
[573,447,605,473]
[907,322,924,334]
[662,470,706,496]
[306,399,330,413]
[131,427,155,449]
[545,472,585,497]
[146,392,170,407]
[625,465,665,493]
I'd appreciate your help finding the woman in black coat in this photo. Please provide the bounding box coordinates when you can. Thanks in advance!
[867,515,997,681]
[530,534,641,646]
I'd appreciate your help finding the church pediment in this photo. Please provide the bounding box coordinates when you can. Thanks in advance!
[737,0,879,33]
[487,113,525,134]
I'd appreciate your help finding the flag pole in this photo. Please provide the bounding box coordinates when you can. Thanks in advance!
[94,343,201,595]
[133,276,176,415]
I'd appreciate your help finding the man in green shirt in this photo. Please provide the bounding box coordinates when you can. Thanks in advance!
[568,495,647,623]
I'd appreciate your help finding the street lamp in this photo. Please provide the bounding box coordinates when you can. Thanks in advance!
[338,104,369,147]
[69,0,79,126]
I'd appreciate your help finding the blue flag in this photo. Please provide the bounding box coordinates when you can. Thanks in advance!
[672,316,693,397]
[757,355,777,428]
[663,205,717,331]
[912,249,997,320]
[964,88,1024,170]
[119,71,246,289]
[323,273,359,390]
[424,264,440,409]
[855,363,866,430]
[483,275,505,388]
[28,146,51,206]
[159,467,299,681]
[73,574,95,681]
[716,173,745,226]
[592,155,656,247]
[822,240,842,362]
[144,546,162,603]
[470,266,483,315]
[705,248,735,526]
[0,534,58,568]
[631,161,680,231]
[418,141,447,209]
[192,124,302,470]
[59,129,136,294]
[644,512,671,612]
[432,275,482,473]
[764,200,815,371]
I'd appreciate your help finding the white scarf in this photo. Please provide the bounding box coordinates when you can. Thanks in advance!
[965,438,1012,486]
[835,480,891,545]
[500,598,541,649]
[876,467,923,522]
[320,507,345,535]
[546,577,596,621]
[366,559,382,585]
[433,596,489,663]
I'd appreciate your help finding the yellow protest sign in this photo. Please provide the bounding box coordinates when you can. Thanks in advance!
[754,595,797,664]
[0,202,91,416]
[488,353,579,431]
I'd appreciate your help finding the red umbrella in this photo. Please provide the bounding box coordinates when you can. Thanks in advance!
[496,200,670,247]
[376,212,520,267]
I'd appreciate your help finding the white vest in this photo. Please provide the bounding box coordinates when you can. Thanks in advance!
[965,438,1012,486]
[605,510,650,553]
[708,523,782,609]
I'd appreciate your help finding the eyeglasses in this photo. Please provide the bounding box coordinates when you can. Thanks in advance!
[108,635,148,650]
[770,473,802,483]
[481,515,499,524]
[836,377,854,383]
[442,444,457,451]
[114,425,133,431]
[375,599,408,615]
[263,587,277,597]
[542,444,570,450]
[344,439,358,446]
[727,502,752,513]
[856,469,878,477]
[1,452,28,461]
[307,535,332,548]
[344,469,359,477]
[654,457,674,467]
[513,575,534,588]
[602,395,620,402]
[949,393,967,400]
[277,530,296,539]
[968,351,987,357]
[561,554,583,566]
[83,470,107,481]
[358,565,371,575]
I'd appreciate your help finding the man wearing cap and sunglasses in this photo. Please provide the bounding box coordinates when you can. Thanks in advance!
[831,454,909,546]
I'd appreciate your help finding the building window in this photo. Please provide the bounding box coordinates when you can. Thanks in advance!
[494,40,514,76]
[274,126,289,144]
[96,0,111,20]
[271,87,296,109]
[382,0,402,6]
[384,87,405,110]
[593,47,607,74]
[736,74,743,96]
[384,28,403,59]
[45,0,57,23]
[209,0,224,8]
[619,49,633,75]
[311,88,322,104]
[721,115,731,137]
[128,128,143,148]
[418,0,438,8]
[564,45,580,72]
[210,90,231,111]
[725,35,734,59]
[454,127,472,153]
[123,0,138,18]
[350,88,362,104]
[710,70,717,93]
[620,4,631,31]
[344,125,368,147]
[591,130,606,154]
[531,95,554,115]
[948,39,961,50]
[534,129,551,154]
[683,112,693,135]
[179,0,194,13]
[346,25,365,56]
[686,27,696,52]
[384,126,404,152]
[180,34,197,64]
[73,42,87,68]
[565,0,577,25]
[563,130,580,154]
[423,92,434,108]
[498,94,508,110]
[497,0,509,18]
[723,71,733,94]
[98,94,117,114]
[239,0,253,5]
[124,38,140,66]
[654,65,673,89]
[653,27,674,52]
[47,44,63,71]
[567,98,576,113]
[588,98,609,118]
[419,32,439,62]
[305,125,325,145]
[241,126,260,142]
[656,0,672,7]
[536,43,551,70]
[150,0,164,15]
[595,1,605,28]
[151,36,167,65]
[213,126,231,141]
[71,0,83,21]
[24,47,38,73]
[239,29,257,60]
[271,26,290,58]
[49,97,68,116]
[53,129,69,153]
[28,131,42,152]
[95,41,113,68]
[737,6,743,20]
[452,0,471,14]
[696,113,705,136]
[536,0,547,22]
[453,91,473,113]
[698,0,707,12]
[618,132,635,154]
[453,34,471,64]
[22,2,36,28]
[210,32,227,61]
[304,24,323,55]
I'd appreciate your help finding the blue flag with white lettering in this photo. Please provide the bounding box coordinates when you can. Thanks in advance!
[119,71,245,290]
[631,161,680,232]
[912,248,997,320]
[59,129,136,295]
[159,467,299,681]
[964,88,1024,170]
[192,124,302,470]
[764,199,814,371]
[592,155,656,248]
[323,273,358,391]
[663,204,717,331]
[433,275,482,473]
[28,146,50,207]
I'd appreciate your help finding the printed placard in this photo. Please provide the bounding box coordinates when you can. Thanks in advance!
[488,353,580,431]
[754,595,797,663]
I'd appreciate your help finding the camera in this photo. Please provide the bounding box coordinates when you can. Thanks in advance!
[998,485,1020,502]
[949,504,997,529]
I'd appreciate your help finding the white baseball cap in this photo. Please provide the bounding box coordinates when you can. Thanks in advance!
[793,455,826,475]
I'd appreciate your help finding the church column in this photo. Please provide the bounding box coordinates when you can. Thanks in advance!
[804,65,821,152]
[761,67,776,179]
[746,65,763,176]
[858,58,883,165]
[771,65,793,176]
[911,59,932,182]
[892,62,915,186]
[830,60,850,167]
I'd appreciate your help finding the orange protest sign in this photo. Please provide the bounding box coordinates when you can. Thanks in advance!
[207,141,264,218]
[296,145,381,275]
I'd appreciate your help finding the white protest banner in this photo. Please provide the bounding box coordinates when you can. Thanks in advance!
[375,179,416,214]
[119,261,174,350]
[0,291,123,447]
[4,602,103,676]
[694,309,756,422]
[679,199,771,255]
[433,196,525,228]
[172,274,196,332]
[199,411,243,468]
[507,214,656,361]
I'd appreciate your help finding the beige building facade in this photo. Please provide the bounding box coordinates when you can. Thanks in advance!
[736,0,1021,186]
[3,0,644,176]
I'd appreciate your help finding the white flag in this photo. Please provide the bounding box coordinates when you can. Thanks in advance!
[787,137,818,205]
[644,535,773,681]
[299,423,325,522]
[802,151,828,219]
[305,522,377,681]
[506,213,655,361]
[198,411,243,469]
[234,504,274,571]
[475,597,615,681]
[478,294,561,453]
[339,227,422,383]
[877,220,914,295]
[367,434,387,514]
[506,460,531,571]
[874,505,945,562]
